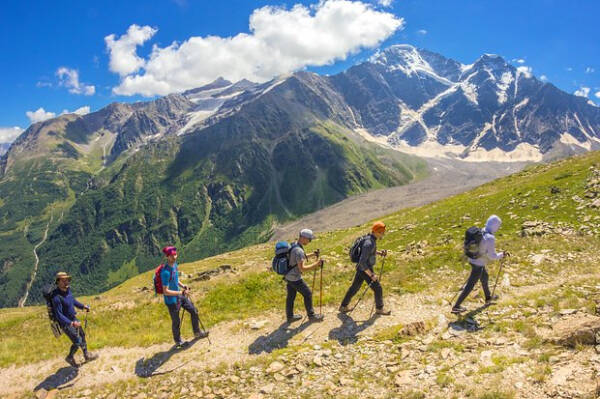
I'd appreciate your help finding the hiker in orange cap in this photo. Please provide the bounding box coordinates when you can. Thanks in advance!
[339,221,391,315]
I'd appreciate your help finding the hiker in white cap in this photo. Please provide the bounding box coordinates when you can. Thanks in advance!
[284,229,325,323]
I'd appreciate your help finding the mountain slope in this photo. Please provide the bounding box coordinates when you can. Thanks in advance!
[1,151,599,399]
[0,72,425,307]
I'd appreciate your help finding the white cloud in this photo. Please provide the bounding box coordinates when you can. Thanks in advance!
[512,58,525,64]
[516,66,532,78]
[107,1,404,96]
[416,29,427,35]
[56,67,96,95]
[574,87,590,98]
[566,67,573,72]
[595,91,600,99]
[61,106,91,116]
[105,24,158,77]
[585,67,595,73]
[0,127,24,144]
[26,108,56,123]
[540,75,548,82]
[377,0,393,6]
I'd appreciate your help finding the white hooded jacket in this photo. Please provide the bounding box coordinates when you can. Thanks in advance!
[469,215,504,267]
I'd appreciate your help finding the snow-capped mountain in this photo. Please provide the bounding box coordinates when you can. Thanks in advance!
[331,44,600,161]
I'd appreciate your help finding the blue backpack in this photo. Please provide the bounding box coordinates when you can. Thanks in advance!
[272,241,299,275]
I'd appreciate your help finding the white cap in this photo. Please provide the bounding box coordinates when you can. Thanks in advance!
[299,228,315,240]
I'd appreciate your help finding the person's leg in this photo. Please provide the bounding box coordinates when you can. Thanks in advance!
[180,296,200,334]
[286,282,298,319]
[293,279,315,316]
[167,303,181,343]
[480,267,492,300]
[340,270,367,307]
[63,325,81,358]
[454,265,484,308]
[370,279,384,310]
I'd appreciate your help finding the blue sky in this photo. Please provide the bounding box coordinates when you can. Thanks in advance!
[1,0,598,142]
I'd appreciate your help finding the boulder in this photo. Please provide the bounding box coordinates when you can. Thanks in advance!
[399,321,426,337]
[547,314,600,347]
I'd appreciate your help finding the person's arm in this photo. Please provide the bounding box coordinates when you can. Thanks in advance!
[485,235,504,260]
[358,240,377,281]
[52,296,73,327]
[73,298,85,310]
[298,258,323,273]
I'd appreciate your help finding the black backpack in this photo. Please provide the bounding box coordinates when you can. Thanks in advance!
[349,235,370,263]
[42,284,62,338]
[272,241,300,275]
[464,226,484,259]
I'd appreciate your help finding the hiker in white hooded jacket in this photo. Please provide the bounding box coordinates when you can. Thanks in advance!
[452,215,505,314]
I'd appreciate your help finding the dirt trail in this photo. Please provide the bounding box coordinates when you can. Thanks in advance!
[272,158,528,240]
[1,268,592,397]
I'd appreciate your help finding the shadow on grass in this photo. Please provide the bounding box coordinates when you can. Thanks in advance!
[328,312,378,345]
[449,302,493,332]
[248,320,312,355]
[34,366,79,392]
[135,338,205,377]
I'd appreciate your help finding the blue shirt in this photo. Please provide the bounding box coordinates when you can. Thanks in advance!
[51,288,85,327]
[357,234,377,271]
[161,262,179,305]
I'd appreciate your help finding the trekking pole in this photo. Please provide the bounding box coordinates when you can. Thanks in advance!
[189,292,211,345]
[84,310,89,338]
[490,257,506,301]
[369,254,387,318]
[319,261,323,315]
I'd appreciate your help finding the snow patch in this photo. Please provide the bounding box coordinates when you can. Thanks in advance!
[496,72,514,104]
[559,132,591,150]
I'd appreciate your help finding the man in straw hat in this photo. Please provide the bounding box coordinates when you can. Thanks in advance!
[51,271,98,367]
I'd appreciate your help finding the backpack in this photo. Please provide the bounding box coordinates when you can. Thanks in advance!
[271,241,299,275]
[464,226,484,259]
[349,235,370,263]
[42,284,62,338]
[153,264,174,294]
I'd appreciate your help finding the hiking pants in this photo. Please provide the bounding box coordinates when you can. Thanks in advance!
[454,264,491,308]
[166,295,200,343]
[286,279,315,318]
[62,322,87,358]
[341,268,384,310]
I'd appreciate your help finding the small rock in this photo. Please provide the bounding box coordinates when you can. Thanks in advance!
[35,389,48,399]
[394,371,412,387]
[260,384,275,394]
[249,320,269,330]
[313,356,323,367]
[559,309,577,316]
[339,377,354,386]
[266,361,285,374]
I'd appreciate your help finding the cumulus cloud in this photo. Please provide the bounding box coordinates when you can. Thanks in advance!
[61,106,91,116]
[56,67,96,95]
[26,108,56,123]
[105,24,158,77]
[586,67,595,73]
[0,127,24,144]
[107,1,403,96]
[416,29,427,35]
[516,66,533,78]
[574,87,590,98]
[512,58,525,64]
[378,0,393,7]
[540,75,548,82]
[596,91,600,99]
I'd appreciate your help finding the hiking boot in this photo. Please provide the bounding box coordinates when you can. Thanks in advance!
[451,306,467,314]
[338,305,351,313]
[485,295,499,305]
[375,308,392,316]
[194,330,209,339]
[174,340,189,349]
[287,314,302,323]
[308,314,324,323]
[84,352,99,362]
[65,355,79,368]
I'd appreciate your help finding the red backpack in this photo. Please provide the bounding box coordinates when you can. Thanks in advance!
[153,264,174,294]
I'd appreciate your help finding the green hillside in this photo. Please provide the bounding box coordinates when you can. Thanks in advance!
[1,150,598,371]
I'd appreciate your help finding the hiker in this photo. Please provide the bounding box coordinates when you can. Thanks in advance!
[339,221,391,315]
[159,246,208,347]
[285,229,325,323]
[51,272,98,367]
[451,215,505,314]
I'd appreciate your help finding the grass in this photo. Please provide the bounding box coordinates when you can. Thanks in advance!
[2,151,600,368]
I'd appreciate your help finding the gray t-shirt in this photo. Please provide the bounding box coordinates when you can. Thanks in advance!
[285,243,306,282]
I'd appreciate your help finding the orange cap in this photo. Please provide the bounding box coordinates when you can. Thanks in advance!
[372,221,386,234]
